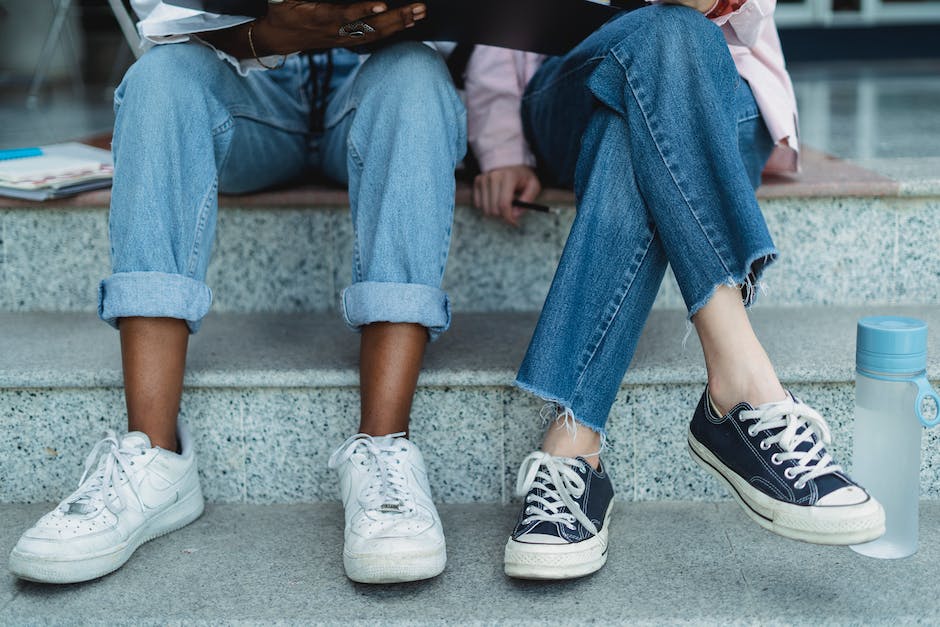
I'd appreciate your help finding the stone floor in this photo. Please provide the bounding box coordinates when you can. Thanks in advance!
[1,501,937,625]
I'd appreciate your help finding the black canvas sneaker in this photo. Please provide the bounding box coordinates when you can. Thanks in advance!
[504,451,614,579]
[688,387,885,545]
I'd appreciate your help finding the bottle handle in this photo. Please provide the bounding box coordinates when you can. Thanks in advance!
[914,375,940,428]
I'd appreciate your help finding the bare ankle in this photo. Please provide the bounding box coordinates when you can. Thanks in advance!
[708,375,787,415]
[540,409,603,469]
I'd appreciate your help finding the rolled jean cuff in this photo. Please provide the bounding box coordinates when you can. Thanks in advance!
[98,271,213,334]
[342,281,451,342]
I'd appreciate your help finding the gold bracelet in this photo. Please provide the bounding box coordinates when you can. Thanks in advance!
[248,22,284,70]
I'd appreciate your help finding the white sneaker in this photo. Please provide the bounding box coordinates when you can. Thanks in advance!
[9,425,205,584]
[328,433,446,583]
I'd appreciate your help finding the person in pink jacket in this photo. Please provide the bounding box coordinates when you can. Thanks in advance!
[465,0,885,580]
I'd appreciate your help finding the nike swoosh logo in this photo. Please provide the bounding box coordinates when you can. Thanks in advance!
[139,475,182,510]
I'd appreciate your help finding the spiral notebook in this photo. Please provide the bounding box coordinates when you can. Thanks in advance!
[165,0,643,55]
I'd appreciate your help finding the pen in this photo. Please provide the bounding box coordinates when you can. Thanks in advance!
[0,147,43,161]
[511,199,552,213]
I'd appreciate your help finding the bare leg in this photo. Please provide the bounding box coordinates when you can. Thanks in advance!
[120,317,189,451]
[542,420,602,469]
[358,322,427,437]
[693,284,787,414]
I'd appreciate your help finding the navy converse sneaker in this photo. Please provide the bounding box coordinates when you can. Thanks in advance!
[504,452,614,580]
[688,388,885,545]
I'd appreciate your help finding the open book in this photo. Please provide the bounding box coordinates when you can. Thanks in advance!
[166,0,644,55]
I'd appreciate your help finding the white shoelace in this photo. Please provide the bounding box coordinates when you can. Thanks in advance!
[515,451,597,536]
[737,399,842,490]
[329,433,415,514]
[62,432,146,516]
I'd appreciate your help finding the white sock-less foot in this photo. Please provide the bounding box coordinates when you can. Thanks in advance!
[9,425,205,584]
[329,433,446,584]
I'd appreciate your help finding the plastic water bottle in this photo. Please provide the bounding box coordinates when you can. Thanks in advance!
[851,316,940,559]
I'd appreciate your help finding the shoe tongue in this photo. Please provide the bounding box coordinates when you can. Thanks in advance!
[121,431,152,451]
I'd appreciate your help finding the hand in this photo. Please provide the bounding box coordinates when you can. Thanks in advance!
[199,2,427,58]
[473,165,542,228]
[254,1,427,55]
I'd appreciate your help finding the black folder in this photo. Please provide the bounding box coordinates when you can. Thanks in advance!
[165,0,644,55]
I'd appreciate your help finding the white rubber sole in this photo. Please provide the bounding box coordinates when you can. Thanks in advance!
[504,502,612,580]
[9,486,205,584]
[687,429,885,546]
[343,540,447,584]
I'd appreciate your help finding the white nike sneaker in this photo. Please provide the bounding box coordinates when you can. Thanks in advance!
[328,433,446,584]
[9,425,205,584]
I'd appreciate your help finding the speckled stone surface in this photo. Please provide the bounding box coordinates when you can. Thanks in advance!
[8,306,940,389]
[0,388,247,504]
[0,388,122,503]
[896,199,940,306]
[3,194,939,314]
[240,386,504,504]
[855,157,940,197]
[758,197,900,306]
[2,501,939,624]
[2,209,109,311]
[2,308,940,503]
[443,208,572,312]
[208,209,337,313]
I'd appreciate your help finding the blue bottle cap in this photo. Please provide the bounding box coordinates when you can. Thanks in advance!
[857,316,928,375]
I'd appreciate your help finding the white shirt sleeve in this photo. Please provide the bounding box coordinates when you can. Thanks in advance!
[131,0,285,74]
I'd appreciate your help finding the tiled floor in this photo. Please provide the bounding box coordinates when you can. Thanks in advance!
[2,59,940,160]
[790,59,940,160]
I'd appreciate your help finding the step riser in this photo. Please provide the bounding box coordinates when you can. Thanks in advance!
[1,196,938,313]
[3,382,938,505]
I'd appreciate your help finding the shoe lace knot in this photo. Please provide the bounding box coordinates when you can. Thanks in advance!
[738,399,842,489]
[515,451,597,535]
[329,433,415,515]
[62,432,146,516]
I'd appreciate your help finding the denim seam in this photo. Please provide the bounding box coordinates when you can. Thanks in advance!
[211,116,235,137]
[522,56,606,101]
[227,109,309,136]
[615,53,733,279]
[345,129,366,171]
[570,227,659,405]
[185,178,218,278]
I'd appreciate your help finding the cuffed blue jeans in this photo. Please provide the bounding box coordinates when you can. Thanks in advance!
[100,41,466,339]
[515,6,778,434]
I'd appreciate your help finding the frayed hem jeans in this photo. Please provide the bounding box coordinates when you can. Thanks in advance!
[99,42,466,340]
[515,6,779,434]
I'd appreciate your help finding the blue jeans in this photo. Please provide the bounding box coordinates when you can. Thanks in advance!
[100,42,466,339]
[515,6,778,434]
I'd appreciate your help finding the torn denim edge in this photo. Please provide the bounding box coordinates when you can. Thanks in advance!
[514,377,610,448]
[687,248,778,321]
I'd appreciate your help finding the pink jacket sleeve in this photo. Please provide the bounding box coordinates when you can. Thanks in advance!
[465,0,780,174]
[464,47,543,173]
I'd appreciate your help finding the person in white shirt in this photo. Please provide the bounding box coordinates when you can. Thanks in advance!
[9,0,465,585]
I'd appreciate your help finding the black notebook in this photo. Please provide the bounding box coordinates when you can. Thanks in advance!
[165,0,644,55]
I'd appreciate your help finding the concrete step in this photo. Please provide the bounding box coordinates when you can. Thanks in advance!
[1,150,939,314]
[2,306,939,505]
[1,501,938,625]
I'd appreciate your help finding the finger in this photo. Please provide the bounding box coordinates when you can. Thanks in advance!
[519,175,541,203]
[473,176,484,211]
[497,176,519,226]
[487,174,502,218]
[358,3,425,39]
[340,1,389,23]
